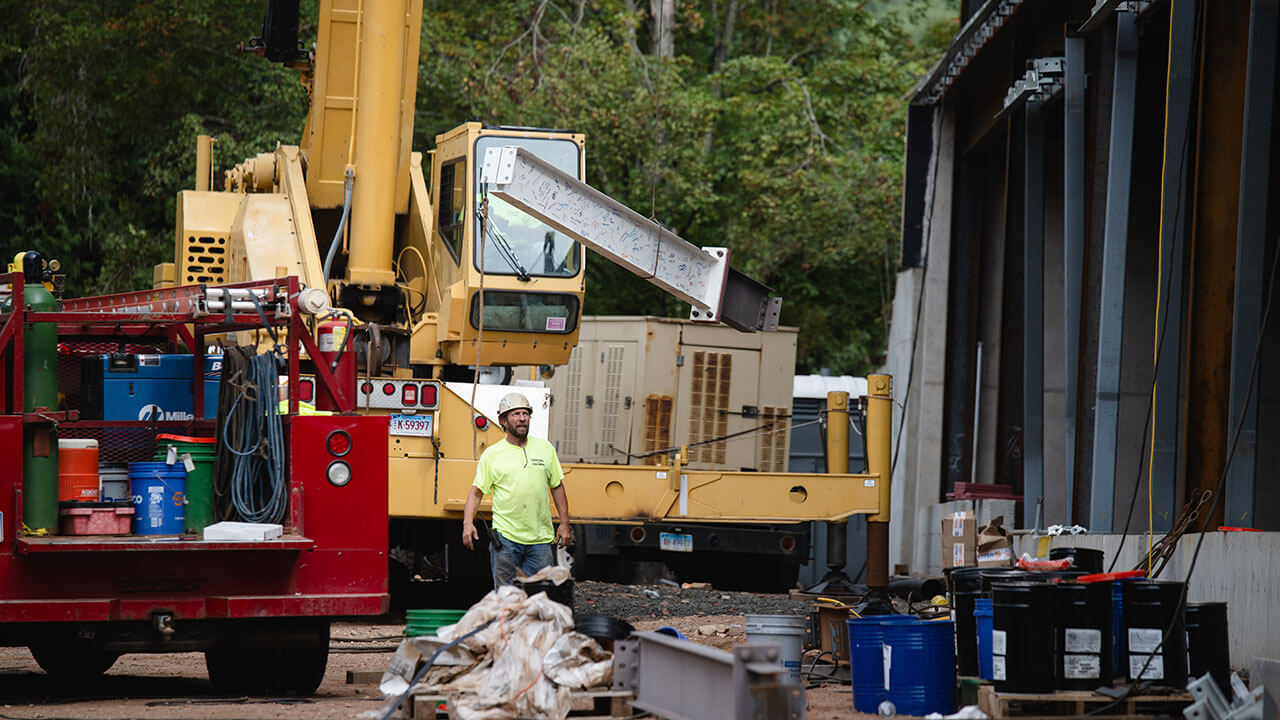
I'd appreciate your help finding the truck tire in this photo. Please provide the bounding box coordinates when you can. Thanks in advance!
[29,640,119,680]
[206,647,273,694]
[276,643,329,695]
[205,622,329,696]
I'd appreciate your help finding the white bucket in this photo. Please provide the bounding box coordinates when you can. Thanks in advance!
[745,613,807,680]
[99,463,131,502]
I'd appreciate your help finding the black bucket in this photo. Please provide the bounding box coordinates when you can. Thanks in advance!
[1121,581,1187,687]
[1052,582,1112,690]
[949,567,985,677]
[1186,602,1230,694]
[992,581,1055,692]
[980,568,1030,592]
[1048,547,1105,573]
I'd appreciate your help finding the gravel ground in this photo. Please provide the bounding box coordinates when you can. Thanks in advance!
[572,579,812,620]
[0,581,870,719]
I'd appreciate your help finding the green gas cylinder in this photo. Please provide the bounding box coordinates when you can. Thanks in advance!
[20,252,59,534]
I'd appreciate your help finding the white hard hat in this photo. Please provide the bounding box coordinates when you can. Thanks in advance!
[497,392,532,417]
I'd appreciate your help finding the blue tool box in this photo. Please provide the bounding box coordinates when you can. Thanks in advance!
[80,354,221,421]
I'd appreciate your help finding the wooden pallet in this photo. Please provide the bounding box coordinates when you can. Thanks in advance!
[977,684,1191,718]
[412,689,633,719]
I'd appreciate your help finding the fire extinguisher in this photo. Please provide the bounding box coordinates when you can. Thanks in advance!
[316,313,355,412]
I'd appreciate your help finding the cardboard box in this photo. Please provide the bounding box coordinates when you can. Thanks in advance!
[941,511,977,568]
[976,516,1014,567]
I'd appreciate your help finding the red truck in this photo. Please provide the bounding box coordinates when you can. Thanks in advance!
[0,267,388,694]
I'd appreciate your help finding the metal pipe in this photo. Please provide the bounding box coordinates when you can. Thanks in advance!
[866,374,892,590]
[345,1,406,288]
[195,135,213,192]
[824,391,850,571]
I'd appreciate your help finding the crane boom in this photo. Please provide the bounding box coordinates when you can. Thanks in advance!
[481,146,782,332]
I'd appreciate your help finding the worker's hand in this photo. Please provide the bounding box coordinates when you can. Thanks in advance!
[462,522,479,551]
[555,522,572,548]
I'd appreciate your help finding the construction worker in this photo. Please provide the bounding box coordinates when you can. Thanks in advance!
[462,392,572,587]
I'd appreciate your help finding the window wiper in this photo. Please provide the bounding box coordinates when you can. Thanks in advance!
[475,206,531,281]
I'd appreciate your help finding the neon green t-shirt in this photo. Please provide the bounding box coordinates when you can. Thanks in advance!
[473,437,564,545]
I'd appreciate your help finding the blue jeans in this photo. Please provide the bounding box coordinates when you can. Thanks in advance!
[489,529,554,588]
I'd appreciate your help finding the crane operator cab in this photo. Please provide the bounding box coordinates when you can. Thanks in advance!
[416,123,587,374]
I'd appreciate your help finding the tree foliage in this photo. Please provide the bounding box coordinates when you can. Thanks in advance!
[3,0,953,375]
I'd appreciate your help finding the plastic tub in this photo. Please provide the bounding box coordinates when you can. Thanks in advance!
[745,614,807,681]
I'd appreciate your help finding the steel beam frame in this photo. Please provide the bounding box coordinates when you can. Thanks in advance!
[1226,0,1279,528]
[1063,33,1086,524]
[1152,0,1201,533]
[481,146,780,331]
[614,631,805,720]
[1089,10,1140,532]
[1023,99,1046,530]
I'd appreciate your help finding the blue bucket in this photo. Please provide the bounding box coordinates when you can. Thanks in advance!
[129,462,186,535]
[848,615,920,714]
[885,619,957,716]
[974,598,994,680]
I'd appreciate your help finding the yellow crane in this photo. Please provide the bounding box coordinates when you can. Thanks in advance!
[158,0,892,596]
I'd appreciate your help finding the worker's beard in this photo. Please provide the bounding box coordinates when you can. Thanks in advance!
[505,420,530,440]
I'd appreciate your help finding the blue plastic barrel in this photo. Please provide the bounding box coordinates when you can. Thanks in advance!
[848,615,920,714]
[129,462,186,535]
[885,619,957,716]
[974,598,994,680]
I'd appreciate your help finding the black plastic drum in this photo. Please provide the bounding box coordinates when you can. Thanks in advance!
[949,567,984,677]
[1048,547,1105,573]
[992,581,1055,692]
[1186,602,1230,694]
[980,568,1030,592]
[1121,581,1187,687]
[1052,581,1112,690]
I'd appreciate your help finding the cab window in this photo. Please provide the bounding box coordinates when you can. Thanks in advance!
[437,159,465,264]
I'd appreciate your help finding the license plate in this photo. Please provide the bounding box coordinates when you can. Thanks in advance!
[389,414,433,437]
[659,532,693,553]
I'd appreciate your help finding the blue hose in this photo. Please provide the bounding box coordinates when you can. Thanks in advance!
[221,349,288,524]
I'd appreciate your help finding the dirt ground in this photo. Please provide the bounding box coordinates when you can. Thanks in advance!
[0,615,872,720]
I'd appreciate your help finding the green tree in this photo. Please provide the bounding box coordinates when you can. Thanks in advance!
[4,0,953,375]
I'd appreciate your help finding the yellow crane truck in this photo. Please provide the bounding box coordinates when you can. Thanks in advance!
[158,0,894,598]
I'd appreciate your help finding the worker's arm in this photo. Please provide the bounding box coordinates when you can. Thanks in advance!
[550,483,571,547]
[461,485,485,551]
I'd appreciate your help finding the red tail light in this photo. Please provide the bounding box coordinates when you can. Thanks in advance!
[326,430,352,457]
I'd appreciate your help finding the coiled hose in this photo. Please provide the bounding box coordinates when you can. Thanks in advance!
[214,346,288,524]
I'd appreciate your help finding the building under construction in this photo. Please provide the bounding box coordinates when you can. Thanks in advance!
[887,0,1280,667]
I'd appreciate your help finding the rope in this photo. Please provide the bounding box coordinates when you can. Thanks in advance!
[1132,489,1211,578]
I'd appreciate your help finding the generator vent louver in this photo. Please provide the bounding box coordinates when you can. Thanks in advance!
[758,405,787,472]
[642,394,673,466]
[599,346,626,456]
[687,351,731,464]
[560,348,583,456]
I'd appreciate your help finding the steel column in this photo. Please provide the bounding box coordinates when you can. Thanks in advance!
[1023,99,1046,530]
[1226,0,1279,528]
[1152,0,1201,533]
[1089,10,1140,533]
[1063,34,1086,524]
